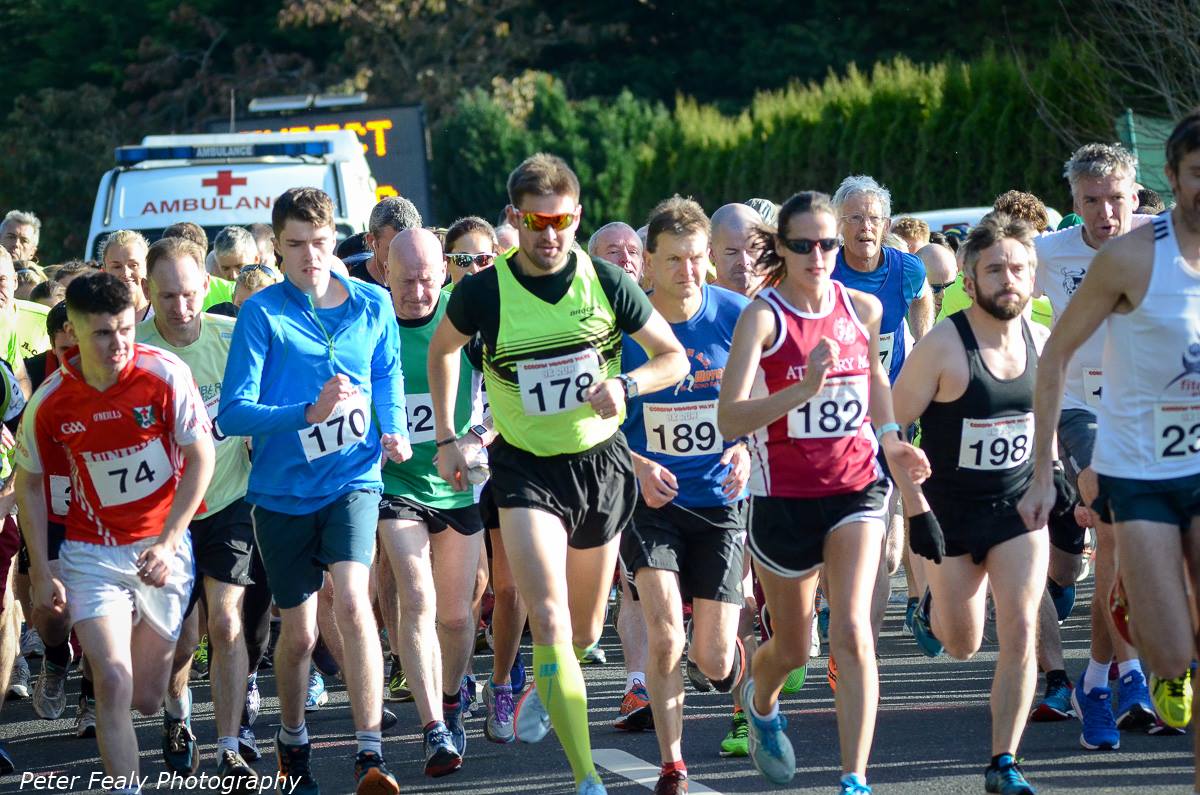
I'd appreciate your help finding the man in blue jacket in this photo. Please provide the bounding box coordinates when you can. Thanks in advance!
[220,187,411,795]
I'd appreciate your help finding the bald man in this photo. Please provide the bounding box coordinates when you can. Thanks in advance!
[918,243,958,317]
[377,229,488,775]
[709,203,766,297]
[588,222,644,282]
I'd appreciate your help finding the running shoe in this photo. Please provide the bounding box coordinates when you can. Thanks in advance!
[984,754,1035,795]
[686,656,713,692]
[475,626,491,654]
[8,655,29,699]
[460,674,478,719]
[744,679,795,785]
[1046,579,1076,624]
[385,655,412,702]
[1029,678,1073,722]
[381,706,398,731]
[781,664,807,694]
[809,614,821,658]
[74,696,96,738]
[238,724,261,762]
[655,769,688,795]
[484,679,515,743]
[245,673,260,726]
[579,644,607,665]
[577,771,607,795]
[510,654,527,693]
[911,589,944,658]
[32,660,68,719]
[719,711,748,757]
[20,626,44,658]
[827,653,838,693]
[190,636,209,680]
[1115,669,1156,731]
[903,597,918,637]
[1150,670,1193,729]
[353,750,399,795]
[1147,715,1187,736]
[713,636,747,694]
[163,713,201,774]
[817,605,830,640]
[1109,578,1134,646]
[311,638,340,679]
[275,736,320,795]
[445,691,467,756]
[0,741,12,775]
[423,721,462,777]
[215,748,255,786]
[613,680,654,732]
[305,668,328,712]
[982,595,998,645]
[1070,685,1120,750]
[515,683,553,742]
[840,772,872,794]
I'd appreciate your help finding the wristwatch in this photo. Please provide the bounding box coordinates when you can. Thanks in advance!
[617,373,639,400]
[467,423,489,442]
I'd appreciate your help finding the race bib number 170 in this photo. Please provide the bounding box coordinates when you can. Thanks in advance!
[299,392,371,462]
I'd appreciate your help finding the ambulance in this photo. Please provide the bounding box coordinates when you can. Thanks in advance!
[85,130,376,258]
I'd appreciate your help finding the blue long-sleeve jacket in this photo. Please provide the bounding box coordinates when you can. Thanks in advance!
[219,270,406,514]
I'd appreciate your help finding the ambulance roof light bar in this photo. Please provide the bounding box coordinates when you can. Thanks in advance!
[114,140,332,166]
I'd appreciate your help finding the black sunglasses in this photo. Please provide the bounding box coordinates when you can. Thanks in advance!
[781,237,839,255]
[446,252,495,269]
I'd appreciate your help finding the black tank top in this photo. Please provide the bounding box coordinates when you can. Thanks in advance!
[921,312,1037,503]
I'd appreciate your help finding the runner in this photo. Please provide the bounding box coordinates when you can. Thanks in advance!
[718,190,929,793]
[709,203,767,297]
[619,196,750,794]
[1020,112,1200,788]
[219,187,411,795]
[892,213,1049,795]
[376,228,485,775]
[14,271,214,794]
[427,153,688,795]
[1026,143,1154,747]
[136,236,271,781]
[350,196,423,289]
[100,231,153,323]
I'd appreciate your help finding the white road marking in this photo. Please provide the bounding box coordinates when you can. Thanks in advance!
[593,748,725,793]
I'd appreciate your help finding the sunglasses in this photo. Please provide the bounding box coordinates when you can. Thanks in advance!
[446,252,495,269]
[930,281,954,295]
[517,211,575,232]
[238,263,277,277]
[781,237,840,255]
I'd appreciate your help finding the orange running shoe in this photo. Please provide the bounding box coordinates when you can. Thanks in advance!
[826,653,838,693]
[613,680,654,731]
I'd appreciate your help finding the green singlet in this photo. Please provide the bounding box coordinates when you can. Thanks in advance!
[0,300,50,365]
[382,292,477,508]
[485,250,623,457]
[203,276,236,311]
[137,313,250,518]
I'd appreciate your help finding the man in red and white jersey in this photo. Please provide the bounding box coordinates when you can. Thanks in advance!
[13,272,214,793]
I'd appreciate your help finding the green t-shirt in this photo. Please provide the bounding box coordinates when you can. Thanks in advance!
[203,277,236,310]
[137,313,250,518]
[1,300,50,366]
[382,292,478,508]
[936,273,1052,328]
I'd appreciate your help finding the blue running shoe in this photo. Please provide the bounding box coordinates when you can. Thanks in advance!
[1071,685,1120,750]
[744,679,795,785]
[423,721,462,778]
[304,668,327,712]
[445,691,467,756]
[1030,678,1074,722]
[510,654,526,694]
[911,589,944,658]
[238,723,261,762]
[1116,669,1156,731]
[577,771,607,795]
[840,772,872,794]
[903,598,918,637]
[985,754,1035,794]
[1046,580,1076,624]
[817,605,830,640]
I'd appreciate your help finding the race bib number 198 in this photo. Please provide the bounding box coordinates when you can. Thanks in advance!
[300,392,371,462]
[958,413,1032,471]
[1156,402,1200,461]
[517,350,602,416]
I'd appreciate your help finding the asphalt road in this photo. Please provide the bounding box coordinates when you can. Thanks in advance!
[0,577,1195,794]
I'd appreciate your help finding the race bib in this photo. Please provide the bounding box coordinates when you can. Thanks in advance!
[516,350,601,416]
[299,392,371,462]
[1083,368,1104,408]
[48,475,70,517]
[405,393,437,444]
[787,375,868,439]
[84,439,173,507]
[1155,402,1200,461]
[958,413,1033,471]
[878,332,896,372]
[205,394,232,447]
[643,400,722,457]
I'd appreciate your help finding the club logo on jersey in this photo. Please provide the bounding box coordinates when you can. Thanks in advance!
[59,421,86,435]
[132,406,157,429]
[1061,268,1085,296]
[1164,340,1200,396]
[833,317,858,344]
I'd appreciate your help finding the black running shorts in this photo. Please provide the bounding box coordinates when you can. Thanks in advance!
[1095,472,1200,530]
[378,495,484,536]
[927,492,1041,565]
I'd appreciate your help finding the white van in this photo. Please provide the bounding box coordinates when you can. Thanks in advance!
[85,131,376,258]
[893,205,1064,237]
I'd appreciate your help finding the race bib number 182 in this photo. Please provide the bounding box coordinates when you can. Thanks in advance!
[787,375,868,439]
[517,350,602,416]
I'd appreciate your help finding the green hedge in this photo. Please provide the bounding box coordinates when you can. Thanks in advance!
[432,43,1117,233]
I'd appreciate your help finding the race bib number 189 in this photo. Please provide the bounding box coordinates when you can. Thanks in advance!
[787,375,868,439]
[517,350,601,416]
[1156,402,1200,461]
[299,392,371,462]
[643,400,722,457]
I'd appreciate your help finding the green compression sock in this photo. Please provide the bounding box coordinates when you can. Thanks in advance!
[534,643,596,784]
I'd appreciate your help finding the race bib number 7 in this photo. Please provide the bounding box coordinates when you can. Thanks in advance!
[958,413,1032,471]
[787,375,868,439]
[83,439,173,507]
[643,400,722,457]
[878,332,896,372]
[1156,402,1200,461]
[517,350,601,416]
[300,393,371,462]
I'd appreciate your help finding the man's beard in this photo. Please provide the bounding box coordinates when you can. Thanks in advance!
[975,286,1028,320]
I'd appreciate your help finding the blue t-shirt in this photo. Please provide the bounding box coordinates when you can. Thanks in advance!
[832,246,925,383]
[622,284,749,508]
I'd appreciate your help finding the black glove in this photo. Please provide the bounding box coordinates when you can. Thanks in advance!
[1051,462,1079,518]
[908,510,945,564]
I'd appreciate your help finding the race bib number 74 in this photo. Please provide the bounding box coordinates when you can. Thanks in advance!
[84,439,173,507]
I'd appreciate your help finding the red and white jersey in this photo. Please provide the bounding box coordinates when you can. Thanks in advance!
[748,282,880,498]
[15,344,209,546]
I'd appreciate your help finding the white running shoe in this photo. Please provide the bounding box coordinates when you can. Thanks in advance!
[33,661,68,719]
[8,656,30,699]
[514,684,551,743]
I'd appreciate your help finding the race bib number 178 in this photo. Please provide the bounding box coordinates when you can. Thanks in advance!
[517,350,602,416]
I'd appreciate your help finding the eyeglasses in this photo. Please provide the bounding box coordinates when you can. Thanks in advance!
[518,211,575,232]
[237,263,278,278]
[781,237,840,255]
[446,252,495,269]
[841,213,886,228]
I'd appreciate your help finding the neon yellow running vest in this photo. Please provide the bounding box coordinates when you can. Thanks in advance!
[486,250,623,456]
